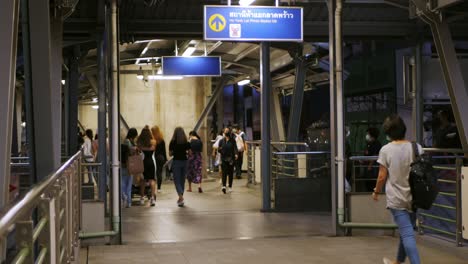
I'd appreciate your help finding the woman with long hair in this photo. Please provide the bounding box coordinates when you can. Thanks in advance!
[218,127,238,194]
[151,125,167,193]
[187,131,203,193]
[121,128,138,208]
[137,126,157,206]
[169,127,191,207]
[373,115,422,264]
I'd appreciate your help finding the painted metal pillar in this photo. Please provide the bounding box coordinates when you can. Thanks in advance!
[97,34,108,201]
[50,10,63,160]
[28,0,60,179]
[21,0,36,186]
[415,44,423,144]
[429,21,468,151]
[109,0,121,244]
[0,0,20,205]
[0,0,20,260]
[194,77,227,132]
[260,42,272,211]
[287,52,306,143]
[270,90,286,142]
[66,46,80,156]
[328,0,338,235]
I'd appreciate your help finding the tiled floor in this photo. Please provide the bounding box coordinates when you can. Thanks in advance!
[82,176,468,263]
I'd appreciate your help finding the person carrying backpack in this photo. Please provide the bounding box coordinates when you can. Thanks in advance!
[218,128,238,194]
[232,124,246,179]
[372,114,422,264]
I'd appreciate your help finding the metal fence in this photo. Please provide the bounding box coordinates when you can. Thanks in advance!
[349,148,467,246]
[0,151,82,263]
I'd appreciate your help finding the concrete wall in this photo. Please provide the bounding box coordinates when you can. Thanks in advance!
[78,69,211,170]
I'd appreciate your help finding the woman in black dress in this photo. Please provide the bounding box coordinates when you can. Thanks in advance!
[137,126,157,206]
[151,125,167,193]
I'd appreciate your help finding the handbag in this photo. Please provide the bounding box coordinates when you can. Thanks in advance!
[409,142,438,210]
[128,153,144,175]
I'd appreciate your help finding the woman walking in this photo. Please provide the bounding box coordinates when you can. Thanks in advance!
[218,128,238,194]
[121,128,138,208]
[152,125,167,193]
[372,114,421,264]
[169,127,191,207]
[187,131,203,193]
[137,126,157,206]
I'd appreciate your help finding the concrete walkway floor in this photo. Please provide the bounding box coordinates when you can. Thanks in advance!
[84,236,468,264]
[82,176,468,263]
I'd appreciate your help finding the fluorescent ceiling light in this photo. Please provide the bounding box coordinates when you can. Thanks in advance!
[136,74,144,80]
[92,105,99,109]
[237,79,250,86]
[134,39,163,43]
[182,46,196,57]
[239,0,255,6]
[149,75,183,80]
[141,47,149,55]
[92,97,98,102]
[61,80,65,85]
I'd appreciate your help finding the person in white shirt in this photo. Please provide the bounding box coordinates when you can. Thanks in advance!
[83,129,95,184]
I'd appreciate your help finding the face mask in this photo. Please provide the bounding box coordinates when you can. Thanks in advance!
[365,134,371,142]
[386,135,392,141]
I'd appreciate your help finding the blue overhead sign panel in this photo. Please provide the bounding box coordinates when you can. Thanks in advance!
[162,56,221,76]
[204,5,303,42]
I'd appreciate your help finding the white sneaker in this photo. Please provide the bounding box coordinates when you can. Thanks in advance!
[150,197,156,206]
[157,189,162,193]
[228,187,232,193]
[382,257,393,264]
[139,198,145,205]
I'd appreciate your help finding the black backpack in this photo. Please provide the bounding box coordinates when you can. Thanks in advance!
[409,143,438,210]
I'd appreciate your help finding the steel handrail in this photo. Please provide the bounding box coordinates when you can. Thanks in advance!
[272,151,330,155]
[0,151,81,238]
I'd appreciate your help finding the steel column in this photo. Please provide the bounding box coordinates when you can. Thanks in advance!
[429,21,468,151]
[415,44,423,143]
[109,0,121,244]
[97,35,108,201]
[270,90,286,142]
[50,11,63,160]
[28,0,61,179]
[194,78,228,132]
[0,0,20,260]
[287,52,306,143]
[328,0,338,235]
[66,46,80,156]
[0,0,20,205]
[260,42,272,211]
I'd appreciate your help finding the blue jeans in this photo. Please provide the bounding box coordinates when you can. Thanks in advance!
[390,209,420,264]
[121,168,133,204]
[172,160,187,195]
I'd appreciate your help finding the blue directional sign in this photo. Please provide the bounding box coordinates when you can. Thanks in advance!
[204,5,303,42]
[162,56,221,76]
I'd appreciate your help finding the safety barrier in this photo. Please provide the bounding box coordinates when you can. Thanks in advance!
[0,151,82,263]
[349,148,466,246]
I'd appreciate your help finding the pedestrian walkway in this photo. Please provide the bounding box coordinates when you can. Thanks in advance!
[81,177,468,263]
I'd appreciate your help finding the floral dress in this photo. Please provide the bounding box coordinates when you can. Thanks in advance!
[187,139,203,184]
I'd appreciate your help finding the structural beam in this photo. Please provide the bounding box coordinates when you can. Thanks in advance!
[429,21,468,150]
[97,34,108,200]
[28,0,61,179]
[194,77,228,133]
[287,54,306,143]
[0,0,20,209]
[260,42,272,211]
[66,46,80,156]
[270,90,286,142]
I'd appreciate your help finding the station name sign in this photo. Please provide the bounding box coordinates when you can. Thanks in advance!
[204,5,303,42]
[162,56,221,76]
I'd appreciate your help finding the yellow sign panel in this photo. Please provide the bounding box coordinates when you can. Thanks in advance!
[208,14,226,32]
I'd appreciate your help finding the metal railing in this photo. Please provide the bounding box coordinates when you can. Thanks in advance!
[80,162,102,201]
[349,148,466,246]
[245,141,310,186]
[0,151,82,263]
